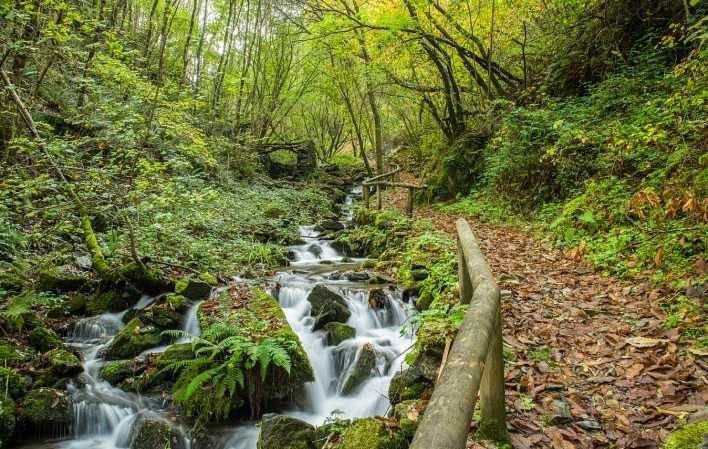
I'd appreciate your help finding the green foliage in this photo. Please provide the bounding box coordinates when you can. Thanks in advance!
[663,421,708,449]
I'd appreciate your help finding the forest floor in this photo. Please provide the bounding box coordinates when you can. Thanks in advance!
[384,174,707,449]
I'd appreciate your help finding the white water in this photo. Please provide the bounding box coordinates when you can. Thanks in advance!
[29,188,413,449]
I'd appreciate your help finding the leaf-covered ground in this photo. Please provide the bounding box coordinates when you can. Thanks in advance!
[384,177,706,448]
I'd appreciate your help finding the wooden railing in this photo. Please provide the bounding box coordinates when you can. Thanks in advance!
[410,219,508,449]
[361,165,426,217]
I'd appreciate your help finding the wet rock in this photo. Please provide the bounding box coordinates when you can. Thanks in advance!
[410,268,429,281]
[342,343,377,394]
[287,250,298,261]
[389,366,433,406]
[28,327,63,353]
[369,273,395,284]
[175,277,212,301]
[45,349,82,377]
[87,290,138,314]
[104,318,164,360]
[549,399,573,425]
[129,416,187,449]
[320,219,345,231]
[413,351,443,381]
[307,244,323,257]
[402,286,420,303]
[576,420,602,431]
[368,289,389,310]
[327,271,344,281]
[306,284,350,330]
[341,256,353,263]
[338,418,388,449]
[19,388,72,435]
[101,360,138,386]
[345,271,370,282]
[120,263,173,295]
[323,322,355,346]
[258,414,317,449]
[38,265,90,292]
[140,304,182,329]
[0,398,16,446]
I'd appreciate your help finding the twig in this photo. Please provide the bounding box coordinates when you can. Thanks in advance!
[436,337,452,381]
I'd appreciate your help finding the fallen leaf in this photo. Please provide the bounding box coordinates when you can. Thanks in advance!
[626,337,667,348]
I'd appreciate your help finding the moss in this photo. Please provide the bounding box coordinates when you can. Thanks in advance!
[0,398,15,448]
[323,322,355,346]
[663,421,708,449]
[130,417,185,449]
[156,344,194,370]
[165,294,188,311]
[198,272,218,286]
[0,368,28,400]
[28,327,63,353]
[338,418,387,449]
[38,266,90,292]
[0,341,34,366]
[342,343,377,395]
[258,414,317,449]
[19,388,71,430]
[175,277,212,301]
[100,360,134,385]
[388,367,432,406]
[119,263,172,295]
[45,349,82,376]
[86,290,137,314]
[104,318,163,360]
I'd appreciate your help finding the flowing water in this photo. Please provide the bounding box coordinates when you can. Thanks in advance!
[26,188,414,449]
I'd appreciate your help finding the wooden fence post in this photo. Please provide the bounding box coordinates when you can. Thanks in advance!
[478,307,509,442]
[376,184,382,210]
[406,187,414,217]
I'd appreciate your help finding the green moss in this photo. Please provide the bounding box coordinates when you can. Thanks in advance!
[100,360,134,385]
[19,388,71,428]
[104,318,163,360]
[156,344,194,369]
[0,341,34,366]
[663,421,708,449]
[0,398,15,448]
[323,322,355,346]
[198,272,218,286]
[165,294,188,311]
[342,343,377,394]
[45,349,82,376]
[338,418,387,449]
[0,368,28,400]
[28,327,63,353]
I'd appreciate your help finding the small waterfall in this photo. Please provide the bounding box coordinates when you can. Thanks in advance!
[179,301,203,342]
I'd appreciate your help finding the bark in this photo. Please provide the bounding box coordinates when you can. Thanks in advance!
[180,0,200,87]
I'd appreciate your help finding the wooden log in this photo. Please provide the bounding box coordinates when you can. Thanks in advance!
[376,185,382,210]
[362,184,370,209]
[478,308,508,442]
[409,219,507,449]
[406,186,414,217]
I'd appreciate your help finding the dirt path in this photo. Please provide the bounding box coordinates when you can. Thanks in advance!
[383,176,707,448]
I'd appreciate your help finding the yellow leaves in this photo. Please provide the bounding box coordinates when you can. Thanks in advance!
[625,336,668,348]
[654,247,664,267]
[629,187,706,221]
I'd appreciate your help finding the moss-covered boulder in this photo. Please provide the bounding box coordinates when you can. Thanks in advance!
[18,388,71,435]
[140,304,182,329]
[393,400,426,438]
[337,418,388,449]
[342,343,377,395]
[175,277,212,301]
[120,263,173,295]
[257,414,317,449]
[128,416,187,449]
[663,421,708,449]
[0,398,15,448]
[45,349,82,376]
[38,266,90,292]
[323,322,355,346]
[0,340,35,366]
[0,368,28,401]
[101,360,137,385]
[156,344,194,369]
[104,318,163,360]
[86,290,139,314]
[306,284,350,330]
[388,367,433,407]
[28,327,63,353]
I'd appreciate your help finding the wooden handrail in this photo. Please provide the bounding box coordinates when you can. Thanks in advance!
[360,165,426,216]
[362,164,401,184]
[409,219,508,449]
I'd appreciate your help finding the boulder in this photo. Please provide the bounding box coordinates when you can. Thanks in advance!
[388,366,433,406]
[323,322,355,346]
[320,220,345,231]
[120,264,173,295]
[0,368,28,400]
[342,343,377,394]
[38,266,90,292]
[306,285,350,330]
[156,344,194,370]
[19,388,71,435]
[45,349,82,377]
[101,360,138,385]
[345,272,370,282]
[175,278,212,301]
[338,418,388,449]
[307,244,323,257]
[393,399,426,440]
[140,304,182,329]
[87,290,138,314]
[28,327,63,353]
[129,416,187,449]
[401,286,420,303]
[257,414,317,449]
[368,289,389,310]
[411,268,429,281]
[104,318,163,360]
[0,398,15,448]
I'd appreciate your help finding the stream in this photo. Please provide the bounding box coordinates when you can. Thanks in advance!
[27,188,415,449]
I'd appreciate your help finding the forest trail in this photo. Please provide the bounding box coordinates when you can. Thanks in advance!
[384,174,707,448]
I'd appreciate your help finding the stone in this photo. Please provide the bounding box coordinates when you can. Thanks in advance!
[45,349,82,376]
[345,272,370,282]
[323,322,355,346]
[19,388,71,434]
[28,327,63,353]
[175,277,212,301]
[368,289,389,310]
[576,420,602,431]
[342,343,377,394]
[306,285,350,330]
[388,366,432,406]
[307,244,323,257]
[411,268,429,281]
[87,290,138,314]
[104,318,163,360]
[320,220,345,231]
[257,414,317,449]
[101,360,138,385]
[402,286,420,303]
[338,418,387,449]
[120,264,173,295]
[129,416,187,449]
[369,273,395,284]
[38,266,90,292]
[549,399,573,425]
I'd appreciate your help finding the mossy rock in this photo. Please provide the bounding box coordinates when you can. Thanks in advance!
[338,418,388,449]
[306,284,350,330]
[198,272,219,286]
[388,367,433,407]
[38,266,90,292]
[393,400,426,438]
[0,340,34,366]
[165,294,188,312]
[323,322,355,346]
[67,293,89,314]
[341,343,377,395]
[140,304,182,329]
[45,348,82,376]
[0,368,28,400]
[128,416,186,449]
[175,277,212,301]
[156,344,194,370]
[0,398,15,449]
[104,318,163,360]
[120,263,173,295]
[18,388,71,433]
[87,290,138,314]
[663,421,708,449]
[257,414,317,449]
[28,327,63,353]
[101,360,136,385]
